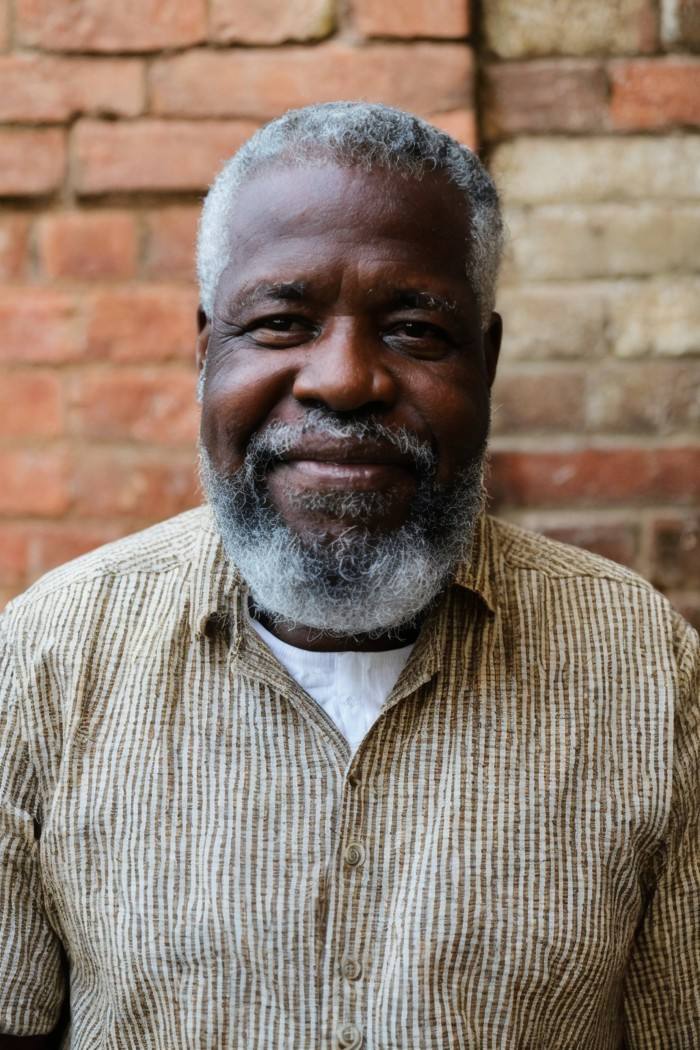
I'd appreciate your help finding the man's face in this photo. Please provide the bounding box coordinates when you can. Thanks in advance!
[198,162,501,544]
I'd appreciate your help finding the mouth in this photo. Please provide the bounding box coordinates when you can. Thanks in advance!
[268,439,418,490]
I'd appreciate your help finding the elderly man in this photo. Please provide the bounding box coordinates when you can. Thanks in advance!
[0,103,698,1050]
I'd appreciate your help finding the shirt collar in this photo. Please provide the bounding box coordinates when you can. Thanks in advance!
[188,506,500,640]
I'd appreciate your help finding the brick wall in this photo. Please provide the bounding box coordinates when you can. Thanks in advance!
[0,0,698,627]
[482,0,700,628]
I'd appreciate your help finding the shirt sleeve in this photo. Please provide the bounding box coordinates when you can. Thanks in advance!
[623,614,700,1048]
[0,612,66,1036]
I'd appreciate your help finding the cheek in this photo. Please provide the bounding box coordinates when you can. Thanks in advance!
[200,352,293,472]
[419,374,490,482]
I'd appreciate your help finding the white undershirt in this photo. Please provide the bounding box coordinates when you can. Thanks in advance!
[250,618,415,754]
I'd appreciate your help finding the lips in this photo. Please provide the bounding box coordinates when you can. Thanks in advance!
[269,439,417,490]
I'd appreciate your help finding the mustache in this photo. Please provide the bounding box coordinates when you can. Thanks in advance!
[244,408,437,475]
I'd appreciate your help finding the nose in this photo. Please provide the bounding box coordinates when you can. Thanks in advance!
[291,319,396,412]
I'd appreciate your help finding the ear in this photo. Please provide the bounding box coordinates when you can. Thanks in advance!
[195,306,210,373]
[483,311,502,389]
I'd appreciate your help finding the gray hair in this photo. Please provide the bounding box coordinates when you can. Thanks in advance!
[196,101,503,329]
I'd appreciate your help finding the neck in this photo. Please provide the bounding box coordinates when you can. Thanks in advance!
[252,605,421,652]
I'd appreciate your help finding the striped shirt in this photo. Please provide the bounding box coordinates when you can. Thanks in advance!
[0,506,698,1049]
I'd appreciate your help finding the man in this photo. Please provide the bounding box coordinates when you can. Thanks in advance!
[0,103,697,1049]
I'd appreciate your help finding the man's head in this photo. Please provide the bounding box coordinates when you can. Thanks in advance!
[195,102,504,640]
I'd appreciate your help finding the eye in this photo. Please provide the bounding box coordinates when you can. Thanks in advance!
[246,315,315,348]
[384,320,451,359]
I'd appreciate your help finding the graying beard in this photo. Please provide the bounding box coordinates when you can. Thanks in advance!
[199,415,486,637]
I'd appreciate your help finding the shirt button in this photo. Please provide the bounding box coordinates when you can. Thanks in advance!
[343,842,365,868]
[336,1022,363,1048]
[341,957,362,981]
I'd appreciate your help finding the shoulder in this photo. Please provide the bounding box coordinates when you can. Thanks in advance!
[486,514,697,662]
[1,507,214,640]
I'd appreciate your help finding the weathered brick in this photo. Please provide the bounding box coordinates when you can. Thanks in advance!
[587,362,700,434]
[73,450,199,518]
[70,369,198,445]
[610,57,700,129]
[491,136,700,203]
[491,367,585,433]
[144,207,199,282]
[39,211,138,281]
[0,372,64,438]
[662,0,700,50]
[73,119,258,195]
[16,0,206,52]
[0,526,29,587]
[484,0,657,57]
[24,522,125,581]
[0,215,30,280]
[150,45,472,120]
[0,1,9,50]
[607,277,700,357]
[353,0,468,38]
[210,0,334,44]
[0,55,143,121]
[84,286,199,363]
[483,61,608,138]
[511,515,640,568]
[0,289,85,363]
[651,513,700,589]
[489,447,700,508]
[428,109,477,147]
[501,203,700,280]
[0,449,70,516]
[495,284,608,360]
[0,128,65,197]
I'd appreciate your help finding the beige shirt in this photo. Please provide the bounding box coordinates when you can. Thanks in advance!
[0,506,698,1049]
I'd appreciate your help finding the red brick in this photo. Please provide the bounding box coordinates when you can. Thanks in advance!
[73,450,199,518]
[610,57,700,129]
[210,0,335,43]
[150,45,472,120]
[144,207,199,282]
[0,449,70,516]
[489,447,700,509]
[483,61,608,139]
[651,514,700,589]
[0,289,85,364]
[38,211,138,281]
[0,372,64,439]
[70,369,198,446]
[354,0,468,38]
[84,286,198,363]
[73,119,258,195]
[25,521,125,580]
[587,362,700,434]
[0,128,65,196]
[428,108,477,147]
[16,0,206,52]
[0,55,143,122]
[491,369,585,434]
[536,522,640,569]
[0,526,29,586]
[0,215,30,280]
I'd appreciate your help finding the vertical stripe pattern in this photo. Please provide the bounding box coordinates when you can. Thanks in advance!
[0,506,698,1049]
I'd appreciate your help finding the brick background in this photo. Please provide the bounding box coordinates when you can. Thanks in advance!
[0,0,698,628]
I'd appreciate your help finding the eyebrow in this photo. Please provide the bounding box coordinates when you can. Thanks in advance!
[389,289,460,315]
[228,281,308,312]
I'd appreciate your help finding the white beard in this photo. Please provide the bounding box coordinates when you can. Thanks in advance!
[199,411,487,638]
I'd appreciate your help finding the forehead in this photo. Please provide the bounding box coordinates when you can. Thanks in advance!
[216,162,473,304]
